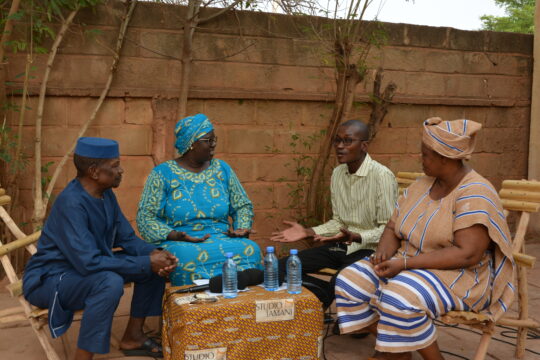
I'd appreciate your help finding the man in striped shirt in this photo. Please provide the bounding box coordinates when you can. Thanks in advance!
[270,119,398,310]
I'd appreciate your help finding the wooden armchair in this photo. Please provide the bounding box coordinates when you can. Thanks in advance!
[396,173,540,359]
[493,180,539,358]
[396,171,424,195]
[441,180,540,359]
[0,188,62,360]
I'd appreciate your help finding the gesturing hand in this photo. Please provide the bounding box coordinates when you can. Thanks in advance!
[172,231,209,243]
[374,258,405,278]
[270,221,313,243]
[313,228,362,244]
[225,228,254,238]
[150,249,178,277]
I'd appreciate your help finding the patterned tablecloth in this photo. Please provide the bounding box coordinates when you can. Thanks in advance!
[162,285,324,360]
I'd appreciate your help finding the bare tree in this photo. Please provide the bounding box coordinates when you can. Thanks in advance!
[150,0,247,164]
[280,0,397,223]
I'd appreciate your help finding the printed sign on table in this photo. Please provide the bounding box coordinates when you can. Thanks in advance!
[184,347,227,360]
[255,298,295,322]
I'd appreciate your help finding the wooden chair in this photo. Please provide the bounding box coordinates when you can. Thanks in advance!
[320,173,539,359]
[395,175,538,359]
[396,171,424,195]
[0,188,143,359]
[442,180,539,359]
[0,188,62,360]
[493,180,539,358]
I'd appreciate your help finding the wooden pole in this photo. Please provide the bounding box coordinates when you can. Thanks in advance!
[515,264,529,358]
[528,0,540,235]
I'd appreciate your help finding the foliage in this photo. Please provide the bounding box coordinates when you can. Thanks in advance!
[1,0,106,231]
[480,0,535,34]
[268,129,327,226]
[0,118,27,173]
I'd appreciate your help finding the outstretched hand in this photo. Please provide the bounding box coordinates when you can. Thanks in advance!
[172,231,209,243]
[313,228,362,244]
[225,228,255,238]
[270,221,313,243]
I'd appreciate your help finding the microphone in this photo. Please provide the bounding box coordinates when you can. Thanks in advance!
[173,283,213,294]
[173,268,281,294]
[208,271,249,293]
[173,269,254,294]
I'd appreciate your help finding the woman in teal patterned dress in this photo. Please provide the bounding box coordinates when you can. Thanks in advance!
[137,114,262,286]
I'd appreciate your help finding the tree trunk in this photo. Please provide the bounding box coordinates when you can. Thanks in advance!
[177,0,200,119]
[0,0,23,124]
[306,41,363,222]
[368,68,397,140]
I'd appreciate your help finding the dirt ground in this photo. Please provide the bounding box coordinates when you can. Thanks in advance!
[1,244,539,360]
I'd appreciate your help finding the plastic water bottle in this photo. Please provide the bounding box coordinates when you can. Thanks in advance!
[286,249,302,294]
[264,246,279,291]
[222,252,238,298]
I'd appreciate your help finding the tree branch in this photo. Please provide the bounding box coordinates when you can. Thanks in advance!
[43,0,138,208]
[0,0,23,129]
[0,0,22,63]
[32,7,79,229]
[368,68,397,140]
[198,0,242,25]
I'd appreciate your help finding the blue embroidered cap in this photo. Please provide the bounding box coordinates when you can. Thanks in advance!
[74,137,120,159]
[174,113,214,155]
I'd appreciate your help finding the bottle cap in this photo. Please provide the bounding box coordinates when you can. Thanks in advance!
[266,246,274,253]
[225,252,233,258]
[290,249,298,255]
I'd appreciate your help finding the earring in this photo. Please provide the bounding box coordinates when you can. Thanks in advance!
[189,146,194,151]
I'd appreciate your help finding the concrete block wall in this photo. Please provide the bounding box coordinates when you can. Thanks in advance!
[5,1,532,245]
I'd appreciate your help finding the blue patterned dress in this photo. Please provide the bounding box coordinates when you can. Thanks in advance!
[137,159,262,286]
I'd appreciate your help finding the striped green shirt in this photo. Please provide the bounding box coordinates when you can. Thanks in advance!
[312,154,398,255]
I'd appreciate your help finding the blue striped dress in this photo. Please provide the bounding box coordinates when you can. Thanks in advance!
[336,170,514,353]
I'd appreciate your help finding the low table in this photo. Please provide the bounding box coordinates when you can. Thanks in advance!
[162,285,324,360]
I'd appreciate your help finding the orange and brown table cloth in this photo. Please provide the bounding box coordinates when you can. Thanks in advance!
[162,285,324,360]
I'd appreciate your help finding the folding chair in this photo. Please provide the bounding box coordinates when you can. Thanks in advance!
[0,188,62,360]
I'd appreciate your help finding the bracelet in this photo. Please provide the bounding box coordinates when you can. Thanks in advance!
[403,256,407,270]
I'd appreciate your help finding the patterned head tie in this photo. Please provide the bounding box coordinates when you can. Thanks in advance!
[174,113,214,156]
[422,117,482,160]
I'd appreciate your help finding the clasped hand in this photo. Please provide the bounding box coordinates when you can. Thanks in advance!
[370,250,405,278]
[150,249,178,277]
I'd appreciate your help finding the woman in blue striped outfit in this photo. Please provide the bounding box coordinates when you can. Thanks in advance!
[335,117,515,360]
